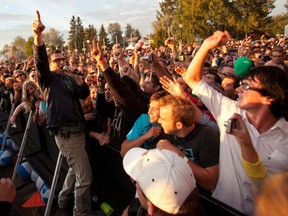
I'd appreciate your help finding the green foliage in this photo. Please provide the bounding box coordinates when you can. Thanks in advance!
[152,0,278,45]
[84,24,97,42]
[266,13,288,35]
[24,36,34,57]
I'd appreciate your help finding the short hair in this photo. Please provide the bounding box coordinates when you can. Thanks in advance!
[48,50,62,62]
[205,71,222,84]
[150,90,169,102]
[159,95,196,127]
[244,66,288,118]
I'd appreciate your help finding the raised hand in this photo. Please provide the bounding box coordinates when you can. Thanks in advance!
[160,75,186,99]
[91,37,104,62]
[202,31,231,51]
[32,10,45,35]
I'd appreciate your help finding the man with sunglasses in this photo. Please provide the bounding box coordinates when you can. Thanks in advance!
[249,50,264,67]
[32,11,92,216]
[265,47,287,71]
[182,31,288,215]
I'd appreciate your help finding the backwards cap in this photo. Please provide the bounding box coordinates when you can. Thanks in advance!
[123,148,196,214]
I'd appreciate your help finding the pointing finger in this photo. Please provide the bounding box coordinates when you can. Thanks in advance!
[36,10,41,23]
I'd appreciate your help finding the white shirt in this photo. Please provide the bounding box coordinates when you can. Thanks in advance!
[193,80,288,215]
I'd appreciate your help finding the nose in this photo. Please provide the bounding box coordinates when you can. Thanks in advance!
[235,85,243,94]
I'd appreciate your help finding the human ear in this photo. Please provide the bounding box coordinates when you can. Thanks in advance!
[176,121,183,129]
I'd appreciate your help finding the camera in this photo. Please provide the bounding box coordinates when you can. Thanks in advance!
[224,119,236,133]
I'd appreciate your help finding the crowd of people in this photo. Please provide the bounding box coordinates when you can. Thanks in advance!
[0,10,288,216]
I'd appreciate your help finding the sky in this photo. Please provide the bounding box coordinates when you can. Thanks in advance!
[0,0,286,49]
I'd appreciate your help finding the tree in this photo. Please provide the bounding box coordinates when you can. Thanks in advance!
[68,15,77,50]
[68,15,85,53]
[98,24,110,50]
[267,13,288,35]
[232,0,275,37]
[84,24,97,42]
[10,36,26,59]
[24,36,34,57]
[43,28,64,50]
[108,22,123,45]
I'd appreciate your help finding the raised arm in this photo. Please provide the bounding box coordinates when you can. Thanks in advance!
[183,31,231,89]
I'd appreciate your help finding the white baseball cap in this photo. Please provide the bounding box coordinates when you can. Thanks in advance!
[123,148,196,214]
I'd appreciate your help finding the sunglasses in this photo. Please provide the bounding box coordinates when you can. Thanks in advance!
[51,58,65,63]
[257,55,263,59]
[15,74,24,78]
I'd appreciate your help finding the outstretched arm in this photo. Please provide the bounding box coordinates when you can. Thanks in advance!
[183,31,231,89]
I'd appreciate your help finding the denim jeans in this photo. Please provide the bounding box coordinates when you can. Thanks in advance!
[55,131,92,216]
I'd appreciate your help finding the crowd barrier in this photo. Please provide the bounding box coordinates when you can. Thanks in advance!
[0,110,246,216]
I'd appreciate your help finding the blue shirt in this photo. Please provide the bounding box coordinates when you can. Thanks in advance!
[126,113,158,149]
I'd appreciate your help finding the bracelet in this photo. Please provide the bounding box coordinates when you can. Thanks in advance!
[98,59,107,64]
[140,71,144,75]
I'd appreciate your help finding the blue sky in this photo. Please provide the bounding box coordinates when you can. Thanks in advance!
[0,0,286,49]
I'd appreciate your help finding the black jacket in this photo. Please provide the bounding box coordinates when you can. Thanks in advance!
[33,44,89,129]
[103,68,147,151]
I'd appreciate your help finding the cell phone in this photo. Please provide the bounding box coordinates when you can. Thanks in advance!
[224,119,236,133]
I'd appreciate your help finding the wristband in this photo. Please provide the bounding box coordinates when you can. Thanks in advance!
[98,59,107,64]
[140,71,144,75]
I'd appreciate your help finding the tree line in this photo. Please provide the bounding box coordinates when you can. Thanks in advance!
[1,0,288,59]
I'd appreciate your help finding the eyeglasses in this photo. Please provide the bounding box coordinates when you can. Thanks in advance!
[219,72,231,77]
[51,58,64,63]
[272,55,282,58]
[239,80,267,94]
[15,74,24,78]
[257,55,263,59]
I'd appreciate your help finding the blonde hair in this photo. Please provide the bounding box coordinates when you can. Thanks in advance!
[22,80,39,113]
[256,172,288,216]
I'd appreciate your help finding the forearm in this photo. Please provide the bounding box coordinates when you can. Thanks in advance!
[187,161,218,191]
[152,62,171,78]
[177,149,218,191]
[34,33,43,47]
[183,45,209,88]
[12,103,25,117]
[240,143,259,164]
[120,136,148,157]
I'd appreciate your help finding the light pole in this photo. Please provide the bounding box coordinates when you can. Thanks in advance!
[179,23,183,42]
[122,34,125,48]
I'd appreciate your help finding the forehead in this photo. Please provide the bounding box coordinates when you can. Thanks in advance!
[50,53,64,61]
[159,105,172,117]
[222,66,234,73]
[149,100,159,108]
